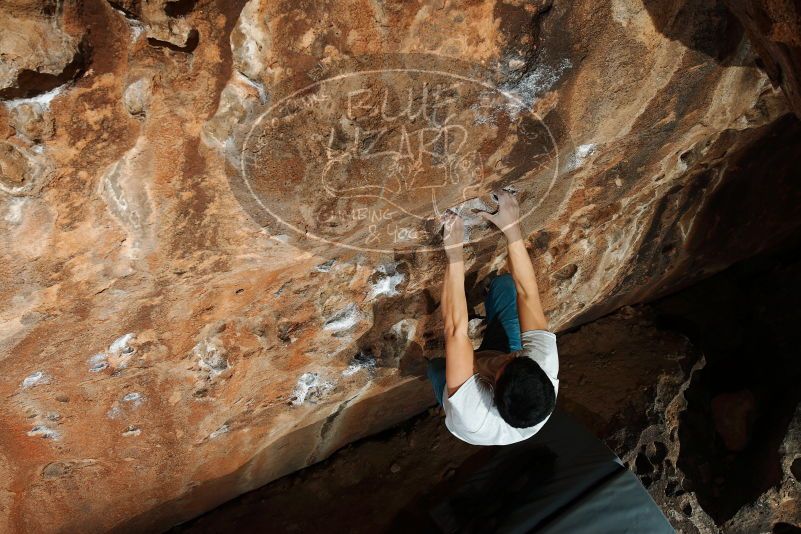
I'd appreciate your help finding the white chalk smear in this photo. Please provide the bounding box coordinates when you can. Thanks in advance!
[122,392,144,406]
[122,426,141,437]
[5,198,26,224]
[500,58,572,116]
[566,143,596,172]
[291,373,318,406]
[21,370,50,389]
[130,23,144,41]
[237,71,268,104]
[315,259,336,272]
[341,363,363,377]
[290,372,335,406]
[391,318,417,342]
[4,86,65,110]
[210,424,229,439]
[469,101,498,125]
[27,425,60,440]
[110,333,136,354]
[107,391,144,419]
[194,340,230,376]
[324,303,361,333]
[88,353,109,372]
[342,351,377,377]
[368,263,405,300]
[676,154,688,174]
[88,333,136,373]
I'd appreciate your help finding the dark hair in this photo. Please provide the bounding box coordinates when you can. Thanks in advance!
[494,358,556,428]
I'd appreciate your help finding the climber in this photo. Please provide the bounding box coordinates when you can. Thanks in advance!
[427,190,558,446]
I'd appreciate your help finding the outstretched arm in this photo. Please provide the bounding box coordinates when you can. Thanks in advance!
[441,213,475,396]
[480,191,548,331]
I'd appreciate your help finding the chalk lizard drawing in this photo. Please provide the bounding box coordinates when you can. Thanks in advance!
[321,112,485,219]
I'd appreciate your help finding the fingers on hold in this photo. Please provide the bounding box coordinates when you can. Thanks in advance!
[441,221,452,238]
[443,208,460,219]
[439,210,454,227]
[441,211,463,235]
[491,189,512,204]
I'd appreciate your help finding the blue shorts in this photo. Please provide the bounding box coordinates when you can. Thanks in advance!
[427,273,522,405]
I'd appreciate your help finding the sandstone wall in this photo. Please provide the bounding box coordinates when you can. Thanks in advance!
[1,0,800,531]
[724,0,801,118]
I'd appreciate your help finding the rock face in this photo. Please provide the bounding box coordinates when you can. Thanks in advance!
[0,2,86,100]
[1,0,801,532]
[172,249,801,534]
[724,0,801,118]
[599,248,801,533]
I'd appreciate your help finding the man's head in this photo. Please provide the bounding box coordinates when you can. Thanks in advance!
[494,357,556,428]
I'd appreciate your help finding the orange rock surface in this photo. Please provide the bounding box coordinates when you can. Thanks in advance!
[1,0,800,531]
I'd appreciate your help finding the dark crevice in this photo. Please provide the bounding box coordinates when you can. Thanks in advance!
[147,28,200,53]
[652,236,801,525]
[773,523,801,534]
[0,39,90,101]
[791,457,801,482]
[165,0,198,18]
[208,0,250,117]
[41,0,59,16]
[319,395,358,443]
[642,0,746,66]
[107,0,140,19]
[305,394,359,465]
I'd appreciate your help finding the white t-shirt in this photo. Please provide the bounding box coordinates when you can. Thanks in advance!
[442,330,559,446]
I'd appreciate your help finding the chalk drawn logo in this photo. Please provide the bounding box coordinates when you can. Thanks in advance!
[238,56,559,257]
